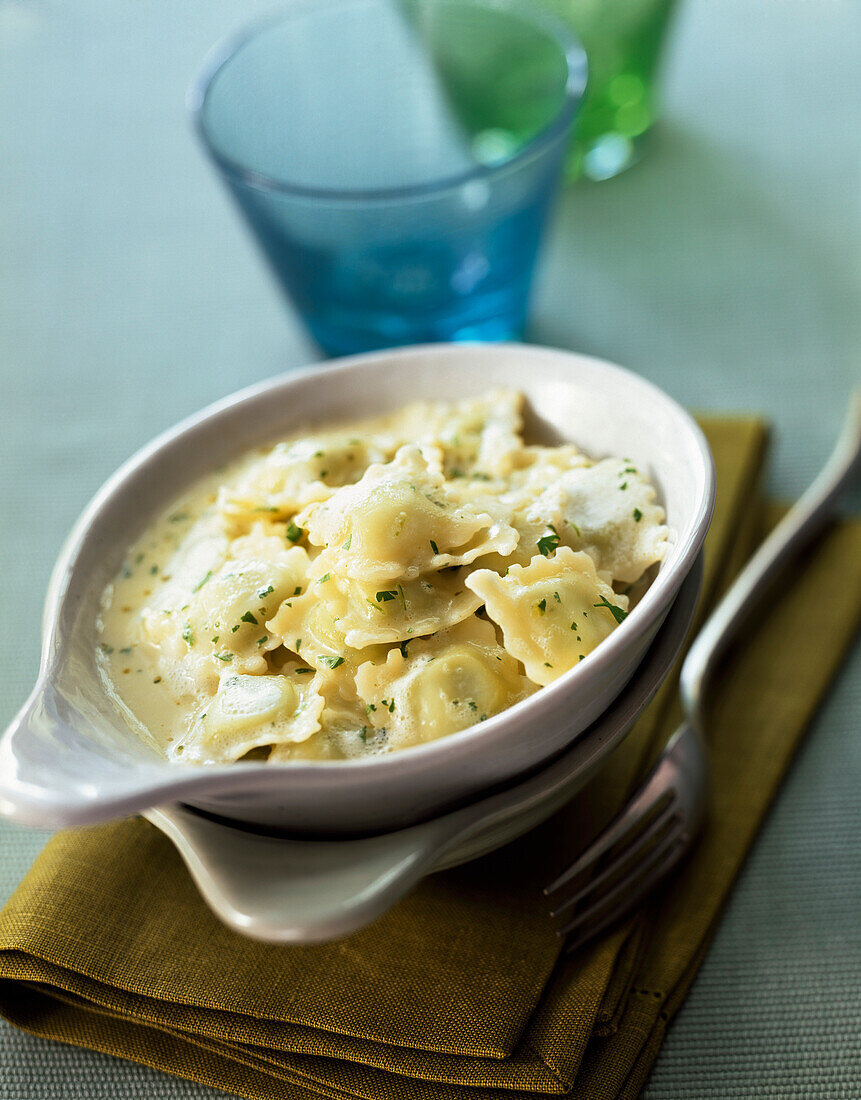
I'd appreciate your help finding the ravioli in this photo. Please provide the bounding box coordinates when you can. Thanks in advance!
[466,547,629,686]
[97,389,669,763]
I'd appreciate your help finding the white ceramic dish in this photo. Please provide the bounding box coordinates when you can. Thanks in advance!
[0,344,714,834]
[144,556,701,942]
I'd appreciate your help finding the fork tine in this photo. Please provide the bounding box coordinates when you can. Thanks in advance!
[547,799,680,919]
[557,828,689,950]
[544,785,675,898]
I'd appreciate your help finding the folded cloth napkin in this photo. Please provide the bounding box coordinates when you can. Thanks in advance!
[0,418,859,1100]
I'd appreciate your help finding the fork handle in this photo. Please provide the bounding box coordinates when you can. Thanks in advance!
[681,392,861,727]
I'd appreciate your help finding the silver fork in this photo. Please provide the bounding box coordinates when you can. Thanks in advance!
[545,394,861,952]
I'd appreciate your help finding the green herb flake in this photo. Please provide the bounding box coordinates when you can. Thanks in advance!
[293,586,302,596]
[182,623,195,646]
[467,700,478,711]
[553,591,561,603]
[570,621,578,631]
[376,589,397,603]
[211,635,219,644]
[619,482,628,491]
[317,573,330,585]
[359,726,369,743]
[240,611,259,625]
[320,655,345,669]
[544,662,553,668]
[536,598,547,614]
[231,625,240,633]
[257,585,274,599]
[295,639,302,651]
[366,703,377,713]
[150,564,159,575]
[633,508,643,522]
[215,652,233,662]
[168,512,189,524]
[294,668,312,674]
[593,595,629,624]
[429,540,439,555]
[342,534,352,550]
[99,643,114,654]
[536,524,561,557]
[193,571,213,593]
[286,522,304,542]
[257,636,268,646]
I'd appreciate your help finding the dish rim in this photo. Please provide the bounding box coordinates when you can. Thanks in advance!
[39,342,715,780]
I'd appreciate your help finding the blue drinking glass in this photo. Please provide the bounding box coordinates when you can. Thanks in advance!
[190,0,586,356]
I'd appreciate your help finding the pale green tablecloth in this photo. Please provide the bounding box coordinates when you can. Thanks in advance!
[1,0,858,1096]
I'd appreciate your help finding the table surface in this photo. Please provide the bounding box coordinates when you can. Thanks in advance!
[1,0,859,1096]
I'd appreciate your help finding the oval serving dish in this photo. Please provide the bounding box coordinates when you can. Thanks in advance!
[0,344,714,835]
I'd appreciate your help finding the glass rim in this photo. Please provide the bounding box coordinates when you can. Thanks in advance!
[188,0,587,203]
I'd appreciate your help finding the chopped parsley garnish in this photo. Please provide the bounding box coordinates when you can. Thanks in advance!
[342,534,352,550]
[359,726,369,743]
[376,589,397,603]
[544,662,553,668]
[215,652,233,662]
[381,698,395,713]
[182,623,194,646]
[467,700,478,711]
[257,636,268,646]
[317,572,330,584]
[536,524,561,557]
[119,646,132,654]
[231,624,240,633]
[286,522,304,542]
[294,668,312,674]
[320,655,345,669]
[295,639,302,651]
[240,611,259,625]
[193,571,213,592]
[553,591,561,603]
[150,564,158,575]
[624,466,637,474]
[99,643,114,654]
[620,482,628,491]
[211,635,219,644]
[536,598,547,614]
[429,540,439,555]
[570,621,578,631]
[593,595,629,624]
[257,585,275,599]
[633,508,643,522]
[450,468,465,478]
[366,703,377,713]
[399,640,411,658]
[293,586,302,596]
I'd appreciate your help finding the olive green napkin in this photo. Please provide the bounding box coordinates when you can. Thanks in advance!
[0,418,859,1100]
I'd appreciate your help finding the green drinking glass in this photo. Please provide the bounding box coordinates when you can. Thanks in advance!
[542,0,679,180]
